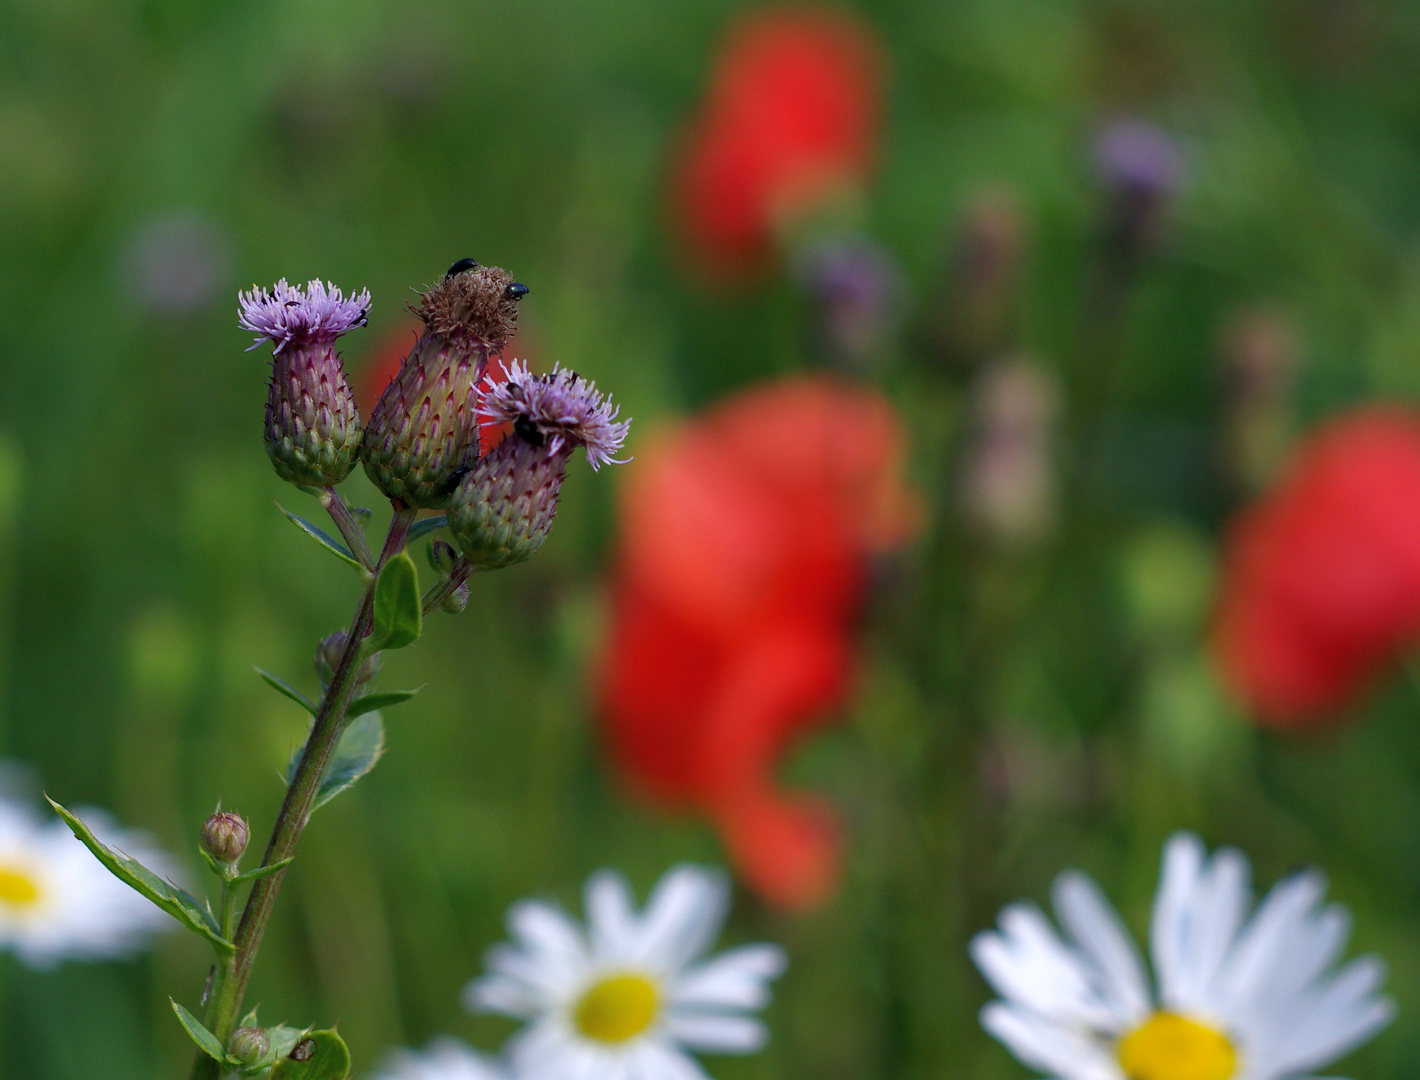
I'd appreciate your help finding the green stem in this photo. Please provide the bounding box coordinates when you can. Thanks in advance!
[321,487,375,571]
[421,556,471,617]
[187,505,415,1080]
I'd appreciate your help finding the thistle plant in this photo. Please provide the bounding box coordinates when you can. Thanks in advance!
[45,260,630,1080]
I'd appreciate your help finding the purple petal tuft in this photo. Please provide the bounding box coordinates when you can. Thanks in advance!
[481,360,631,470]
[237,278,371,352]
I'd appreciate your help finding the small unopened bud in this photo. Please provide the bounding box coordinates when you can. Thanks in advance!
[932,188,1027,366]
[228,1027,271,1067]
[201,812,249,866]
[315,631,380,687]
[361,263,525,508]
[441,580,470,613]
[449,362,630,570]
[792,236,903,370]
[238,279,370,487]
[1093,119,1184,255]
[427,537,459,576]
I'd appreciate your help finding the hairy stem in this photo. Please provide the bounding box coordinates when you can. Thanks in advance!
[188,505,416,1079]
[321,486,375,570]
[421,556,471,617]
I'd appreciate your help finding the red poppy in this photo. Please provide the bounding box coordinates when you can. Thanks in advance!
[356,323,517,455]
[670,7,884,280]
[598,376,915,908]
[1214,406,1420,725]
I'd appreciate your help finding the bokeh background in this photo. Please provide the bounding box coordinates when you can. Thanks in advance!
[3,0,1420,1076]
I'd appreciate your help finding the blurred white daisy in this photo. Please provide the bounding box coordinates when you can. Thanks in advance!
[465,864,787,1080]
[971,832,1393,1080]
[0,797,172,967]
[372,1037,506,1080]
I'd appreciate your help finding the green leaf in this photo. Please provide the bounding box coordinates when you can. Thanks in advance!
[255,667,317,715]
[287,712,386,811]
[229,856,295,884]
[346,687,421,719]
[170,999,227,1062]
[277,504,362,570]
[266,1025,309,1062]
[47,797,233,953]
[271,1029,351,1080]
[406,515,447,543]
[372,552,422,650]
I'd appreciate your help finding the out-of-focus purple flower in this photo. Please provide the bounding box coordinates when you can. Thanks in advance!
[793,235,904,369]
[449,362,630,570]
[122,212,232,315]
[1093,119,1184,200]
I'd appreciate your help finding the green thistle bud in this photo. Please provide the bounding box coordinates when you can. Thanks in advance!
[441,580,470,613]
[361,262,526,508]
[228,1027,271,1067]
[201,811,249,866]
[449,361,629,570]
[238,280,369,488]
[315,631,380,687]
[427,537,460,577]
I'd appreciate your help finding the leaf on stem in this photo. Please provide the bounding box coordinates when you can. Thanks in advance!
[347,687,422,719]
[255,667,317,715]
[286,712,387,812]
[171,999,227,1061]
[277,504,363,571]
[372,552,422,650]
[406,514,447,544]
[229,856,295,884]
[270,1029,352,1080]
[47,797,233,953]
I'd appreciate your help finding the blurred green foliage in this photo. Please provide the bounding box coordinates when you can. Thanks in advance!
[3,0,1420,1077]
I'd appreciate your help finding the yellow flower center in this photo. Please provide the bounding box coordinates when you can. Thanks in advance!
[1117,1012,1238,1080]
[0,865,41,909]
[573,973,660,1044]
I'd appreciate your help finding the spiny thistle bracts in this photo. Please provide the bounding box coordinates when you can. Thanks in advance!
[360,263,526,508]
[449,361,630,569]
[238,279,369,487]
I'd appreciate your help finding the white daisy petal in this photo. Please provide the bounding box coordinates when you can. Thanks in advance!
[509,900,590,967]
[662,1013,769,1053]
[631,865,730,974]
[1150,832,1205,1011]
[462,972,549,1018]
[670,944,787,1011]
[635,1039,714,1080]
[980,1003,1122,1080]
[971,905,1119,1030]
[1052,871,1150,1026]
[1262,957,1393,1078]
[373,1037,506,1080]
[1219,870,1328,1006]
[586,870,638,962]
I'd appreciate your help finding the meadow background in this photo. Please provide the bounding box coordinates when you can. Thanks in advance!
[3,0,1420,1076]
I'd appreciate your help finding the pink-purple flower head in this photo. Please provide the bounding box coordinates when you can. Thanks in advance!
[482,360,631,470]
[237,278,371,353]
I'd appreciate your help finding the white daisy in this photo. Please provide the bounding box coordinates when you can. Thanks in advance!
[0,796,172,968]
[971,832,1393,1080]
[372,1037,507,1080]
[464,864,787,1080]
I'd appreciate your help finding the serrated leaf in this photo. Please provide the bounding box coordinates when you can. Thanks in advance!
[372,552,422,650]
[287,713,386,811]
[271,1029,351,1080]
[346,687,421,719]
[256,667,317,715]
[406,515,447,543]
[171,999,227,1062]
[278,504,362,570]
[47,798,233,952]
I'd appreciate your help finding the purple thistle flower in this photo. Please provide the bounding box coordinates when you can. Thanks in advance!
[449,361,630,570]
[237,278,368,487]
[238,279,371,353]
[480,360,631,471]
[1093,120,1184,200]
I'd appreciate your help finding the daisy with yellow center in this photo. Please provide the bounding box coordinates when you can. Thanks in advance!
[971,833,1392,1080]
[0,791,173,968]
[465,865,786,1080]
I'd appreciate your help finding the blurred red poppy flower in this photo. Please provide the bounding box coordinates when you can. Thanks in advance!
[670,7,885,280]
[598,376,916,909]
[357,323,517,455]
[1214,406,1420,725]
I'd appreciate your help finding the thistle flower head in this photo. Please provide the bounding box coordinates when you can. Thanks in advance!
[409,264,522,352]
[481,360,631,471]
[238,279,371,353]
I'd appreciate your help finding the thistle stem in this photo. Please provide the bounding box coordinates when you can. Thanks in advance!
[188,505,416,1080]
[321,487,375,570]
[421,556,472,617]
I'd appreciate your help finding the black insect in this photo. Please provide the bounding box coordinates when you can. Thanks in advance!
[445,258,480,279]
[505,282,530,301]
[290,1039,315,1062]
